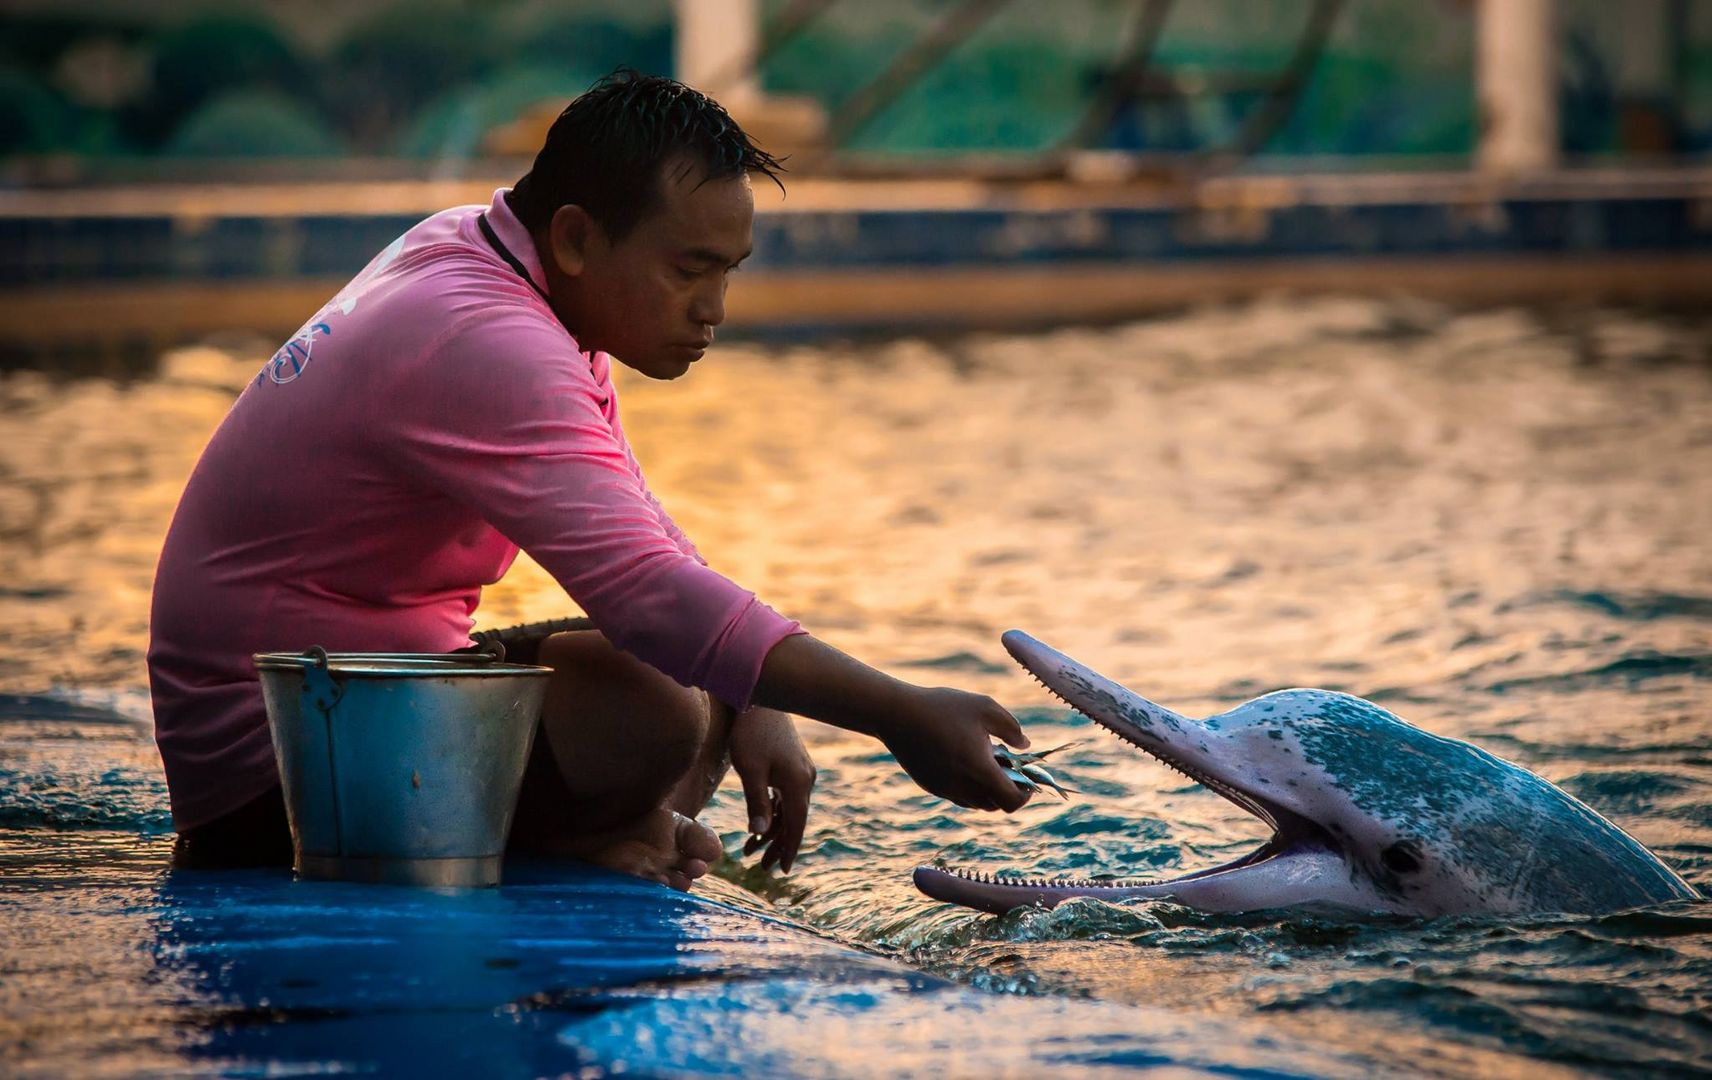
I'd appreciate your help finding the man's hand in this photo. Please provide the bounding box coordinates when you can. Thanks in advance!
[751,634,1034,815]
[878,686,1033,813]
[729,706,817,873]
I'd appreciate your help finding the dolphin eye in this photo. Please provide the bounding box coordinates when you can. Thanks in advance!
[1381,841,1422,875]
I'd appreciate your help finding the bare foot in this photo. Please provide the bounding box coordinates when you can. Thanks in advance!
[545,806,723,891]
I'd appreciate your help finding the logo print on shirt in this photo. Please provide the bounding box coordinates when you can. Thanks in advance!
[253,232,406,388]
[258,321,332,385]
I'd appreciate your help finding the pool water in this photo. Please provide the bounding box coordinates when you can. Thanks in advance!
[2,297,1709,1076]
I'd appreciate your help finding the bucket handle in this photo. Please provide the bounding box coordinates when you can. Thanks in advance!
[268,644,506,666]
[299,647,342,715]
[275,643,508,713]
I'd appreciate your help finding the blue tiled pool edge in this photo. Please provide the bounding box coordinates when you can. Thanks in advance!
[3,169,1709,355]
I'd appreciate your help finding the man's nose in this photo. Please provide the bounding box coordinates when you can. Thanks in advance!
[691,278,727,329]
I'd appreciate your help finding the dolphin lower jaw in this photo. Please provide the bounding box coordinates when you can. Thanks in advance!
[912,834,1383,916]
[913,813,1342,916]
[912,865,1169,915]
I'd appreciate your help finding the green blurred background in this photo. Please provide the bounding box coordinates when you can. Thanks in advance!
[1,0,1708,174]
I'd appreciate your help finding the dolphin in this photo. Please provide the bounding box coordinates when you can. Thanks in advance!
[914,631,1699,918]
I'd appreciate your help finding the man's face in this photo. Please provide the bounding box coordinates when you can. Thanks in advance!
[549,162,754,380]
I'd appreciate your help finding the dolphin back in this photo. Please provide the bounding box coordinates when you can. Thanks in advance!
[1499,777,1702,911]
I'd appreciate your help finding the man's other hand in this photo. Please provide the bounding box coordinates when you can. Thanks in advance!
[729,706,817,873]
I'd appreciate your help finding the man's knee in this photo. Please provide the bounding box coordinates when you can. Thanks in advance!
[537,629,710,759]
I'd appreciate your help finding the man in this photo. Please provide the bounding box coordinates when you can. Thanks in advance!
[149,72,1030,889]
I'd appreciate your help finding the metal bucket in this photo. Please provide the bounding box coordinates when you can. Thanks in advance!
[254,646,552,887]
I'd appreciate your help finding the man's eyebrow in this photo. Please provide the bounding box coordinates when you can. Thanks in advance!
[681,247,752,267]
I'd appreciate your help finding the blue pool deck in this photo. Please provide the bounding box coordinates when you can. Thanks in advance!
[1,167,1709,358]
[12,852,1369,1077]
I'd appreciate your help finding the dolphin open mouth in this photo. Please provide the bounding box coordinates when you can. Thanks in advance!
[912,630,1334,915]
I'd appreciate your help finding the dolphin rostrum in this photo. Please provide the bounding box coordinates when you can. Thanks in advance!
[914,631,1699,918]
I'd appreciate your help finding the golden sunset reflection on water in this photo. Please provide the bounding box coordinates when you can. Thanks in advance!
[5,298,1707,719]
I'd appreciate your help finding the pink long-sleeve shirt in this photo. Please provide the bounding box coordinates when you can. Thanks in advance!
[148,187,802,830]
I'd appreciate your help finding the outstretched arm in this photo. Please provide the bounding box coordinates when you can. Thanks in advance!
[750,633,1032,814]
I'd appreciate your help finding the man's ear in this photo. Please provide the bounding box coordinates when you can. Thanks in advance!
[547,204,599,278]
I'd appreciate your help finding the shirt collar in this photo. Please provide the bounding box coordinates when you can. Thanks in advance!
[483,187,551,299]
[482,187,614,399]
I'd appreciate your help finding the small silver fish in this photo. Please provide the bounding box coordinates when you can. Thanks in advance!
[994,741,1081,799]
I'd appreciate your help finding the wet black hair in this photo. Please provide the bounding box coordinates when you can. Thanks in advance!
[508,69,784,240]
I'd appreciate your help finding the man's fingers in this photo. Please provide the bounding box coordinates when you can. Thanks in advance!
[763,783,810,873]
[746,789,779,856]
[978,754,1031,813]
[983,703,1030,750]
[951,791,997,812]
[759,813,802,873]
[740,771,775,838]
[758,773,807,871]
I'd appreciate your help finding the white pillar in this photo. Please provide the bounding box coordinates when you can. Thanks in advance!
[675,0,761,105]
[1477,0,1559,173]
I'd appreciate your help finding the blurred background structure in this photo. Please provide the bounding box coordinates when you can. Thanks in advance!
[3,0,1709,172]
[1,0,1710,364]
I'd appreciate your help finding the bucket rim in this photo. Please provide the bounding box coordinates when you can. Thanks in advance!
[253,650,552,678]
